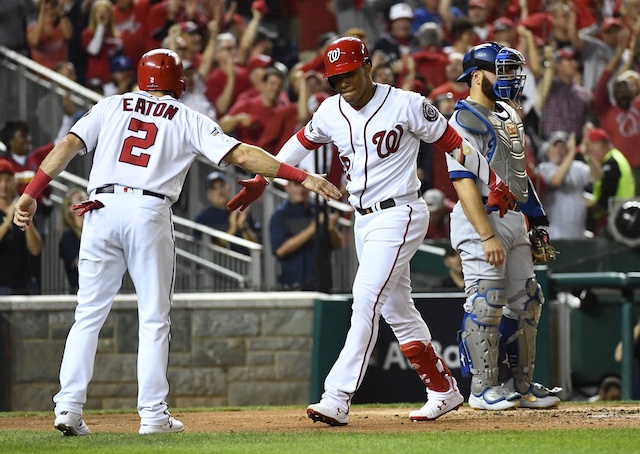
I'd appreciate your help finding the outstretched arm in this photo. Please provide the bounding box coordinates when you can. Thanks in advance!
[223,143,341,203]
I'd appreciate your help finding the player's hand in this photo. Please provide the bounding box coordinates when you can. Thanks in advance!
[226,175,269,212]
[301,173,342,202]
[486,181,517,217]
[481,235,506,266]
[12,194,37,231]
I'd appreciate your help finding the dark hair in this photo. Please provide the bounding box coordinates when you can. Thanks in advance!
[262,67,285,83]
[450,18,475,40]
[0,120,29,145]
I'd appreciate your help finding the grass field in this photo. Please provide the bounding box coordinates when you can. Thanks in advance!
[1,403,639,454]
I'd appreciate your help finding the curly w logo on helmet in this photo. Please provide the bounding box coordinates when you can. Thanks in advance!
[327,48,342,64]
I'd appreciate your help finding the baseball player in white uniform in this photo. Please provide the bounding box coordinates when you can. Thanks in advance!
[448,42,562,410]
[13,49,341,436]
[226,37,517,425]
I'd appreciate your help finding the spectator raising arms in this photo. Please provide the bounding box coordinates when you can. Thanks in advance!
[81,0,122,87]
[27,0,73,69]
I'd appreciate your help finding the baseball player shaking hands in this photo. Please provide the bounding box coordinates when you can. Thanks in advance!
[449,42,561,411]
[13,49,340,436]
[227,37,517,426]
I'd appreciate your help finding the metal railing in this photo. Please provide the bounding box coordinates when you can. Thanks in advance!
[47,171,264,293]
[549,271,640,400]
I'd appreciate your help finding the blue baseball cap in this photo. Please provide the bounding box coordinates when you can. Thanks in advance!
[110,55,133,73]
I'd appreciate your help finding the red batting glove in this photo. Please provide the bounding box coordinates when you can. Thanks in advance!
[485,180,517,218]
[72,199,105,216]
[226,175,269,212]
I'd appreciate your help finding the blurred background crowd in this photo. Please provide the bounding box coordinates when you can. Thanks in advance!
[1,0,640,296]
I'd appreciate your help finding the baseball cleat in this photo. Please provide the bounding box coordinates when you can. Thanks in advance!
[307,402,349,426]
[139,416,185,434]
[505,378,562,409]
[54,411,91,436]
[410,375,464,421]
[468,385,521,410]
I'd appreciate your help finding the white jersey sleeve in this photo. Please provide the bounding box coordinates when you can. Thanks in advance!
[404,93,447,143]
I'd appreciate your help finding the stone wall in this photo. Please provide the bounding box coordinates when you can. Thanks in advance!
[0,292,347,411]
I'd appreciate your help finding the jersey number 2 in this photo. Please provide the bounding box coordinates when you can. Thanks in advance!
[119,119,158,167]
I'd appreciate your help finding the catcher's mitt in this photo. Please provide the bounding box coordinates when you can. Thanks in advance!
[529,226,558,263]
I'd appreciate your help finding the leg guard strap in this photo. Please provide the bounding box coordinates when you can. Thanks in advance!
[502,277,544,390]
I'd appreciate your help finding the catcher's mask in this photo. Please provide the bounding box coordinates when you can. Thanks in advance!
[458,42,526,108]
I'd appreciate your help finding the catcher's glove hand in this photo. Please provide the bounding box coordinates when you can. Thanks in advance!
[529,226,558,263]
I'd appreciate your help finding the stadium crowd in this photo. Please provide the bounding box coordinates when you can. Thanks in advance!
[1,0,640,294]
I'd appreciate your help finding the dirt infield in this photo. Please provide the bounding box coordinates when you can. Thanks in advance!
[2,403,640,434]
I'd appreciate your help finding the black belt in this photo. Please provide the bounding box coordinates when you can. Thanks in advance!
[96,184,165,200]
[482,197,523,212]
[356,190,422,216]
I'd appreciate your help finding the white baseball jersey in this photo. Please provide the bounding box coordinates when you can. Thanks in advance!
[71,91,240,203]
[279,84,444,208]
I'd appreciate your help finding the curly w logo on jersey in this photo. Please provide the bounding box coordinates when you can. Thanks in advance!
[327,48,342,64]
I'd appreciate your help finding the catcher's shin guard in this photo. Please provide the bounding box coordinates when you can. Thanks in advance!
[400,341,453,392]
[502,277,543,389]
[457,279,507,395]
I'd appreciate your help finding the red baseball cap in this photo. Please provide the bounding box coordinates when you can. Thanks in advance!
[0,159,15,176]
[493,17,516,32]
[587,128,610,142]
[246,54,273,73]
[554,47,578,62]
[602,17,623,33]
[469,0,488,8]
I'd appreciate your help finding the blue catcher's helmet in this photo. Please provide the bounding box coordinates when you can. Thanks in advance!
[457,42,526,106]
[456,41,503,83]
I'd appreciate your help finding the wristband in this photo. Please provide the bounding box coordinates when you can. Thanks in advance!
[481,234,495,243]
[275,163,307,184]
[23,168,52,199]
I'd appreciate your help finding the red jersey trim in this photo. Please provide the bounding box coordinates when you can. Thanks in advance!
[296,128,323,150]
[432,124,463,153]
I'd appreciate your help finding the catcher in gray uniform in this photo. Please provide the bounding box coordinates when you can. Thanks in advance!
[448,42,561,410]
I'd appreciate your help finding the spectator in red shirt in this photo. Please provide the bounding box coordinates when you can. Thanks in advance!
[82,0,122,86]
[113,0,149,64]
[222,67,287,146]
[234,54,276,105]
[429,52,470,102]
[146,0,208,51]
[27,0,73,69]
[205,33,252,116]
[410,22,449,94]
[593,42,640,171]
